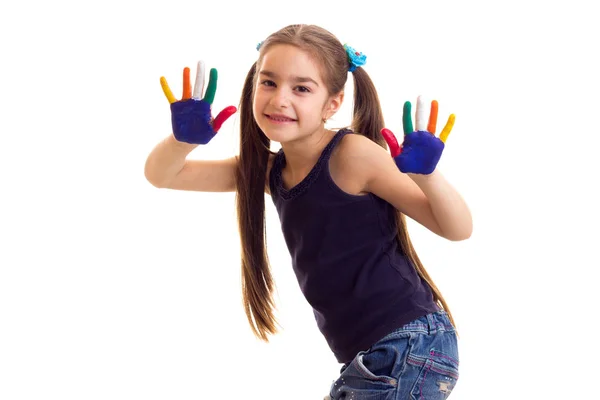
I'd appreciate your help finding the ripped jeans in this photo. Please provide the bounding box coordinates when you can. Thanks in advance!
[327,310,459,400]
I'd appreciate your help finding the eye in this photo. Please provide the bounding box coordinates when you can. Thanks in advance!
[295,86,311,93]
[260,80,276,87]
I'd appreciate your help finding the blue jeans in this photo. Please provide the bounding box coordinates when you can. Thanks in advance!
[327,310,459,399]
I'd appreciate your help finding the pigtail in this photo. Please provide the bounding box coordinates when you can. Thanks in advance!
[350,67,386,147]
[235,62,280,341]
[351,68,458,333]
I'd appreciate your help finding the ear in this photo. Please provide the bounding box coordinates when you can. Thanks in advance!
[324,91,344,119]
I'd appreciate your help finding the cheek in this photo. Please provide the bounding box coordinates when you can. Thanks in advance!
[251,97,260,119]
[252,94,269,129]
[252,91,266,114]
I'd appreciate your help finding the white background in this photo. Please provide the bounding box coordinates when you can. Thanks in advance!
[1,0,598,399]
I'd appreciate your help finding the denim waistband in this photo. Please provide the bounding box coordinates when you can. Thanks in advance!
[384,310,455,339]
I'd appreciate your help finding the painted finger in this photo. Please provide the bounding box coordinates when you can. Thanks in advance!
[428,100,438,134]
[203,68,218,105]
[160,76,177,104]
[212,106,238,132]
[402,101,413,135]
[381,128,402,158]
[439,114,455,143]
[182,67,192,100]
[192,60,206,100]
[415,96,428,131]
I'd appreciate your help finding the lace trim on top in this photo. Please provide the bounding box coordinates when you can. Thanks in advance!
[273,129,351,201]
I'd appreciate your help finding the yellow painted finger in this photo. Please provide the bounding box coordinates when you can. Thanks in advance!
[160,76,177,104]
[439,114,455,143]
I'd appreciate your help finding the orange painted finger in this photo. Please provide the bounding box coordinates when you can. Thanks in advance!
[439,114,455,143]
[428,100,438,134]
[182,67,192,100]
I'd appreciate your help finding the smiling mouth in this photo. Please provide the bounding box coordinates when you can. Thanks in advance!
[266,114,297,122]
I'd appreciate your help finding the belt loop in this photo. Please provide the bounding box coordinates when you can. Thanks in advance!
[426,312,437,335]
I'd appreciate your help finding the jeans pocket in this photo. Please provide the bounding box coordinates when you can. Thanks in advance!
[406,351,459,399]
[353,350,399,388]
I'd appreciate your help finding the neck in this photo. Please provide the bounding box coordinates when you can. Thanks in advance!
[280,127,335,174]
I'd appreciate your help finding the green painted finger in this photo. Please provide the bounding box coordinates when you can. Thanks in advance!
[403,101,413,135]
[203,68,218,105]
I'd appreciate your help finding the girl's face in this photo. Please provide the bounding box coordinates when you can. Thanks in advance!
[253,44,342,144]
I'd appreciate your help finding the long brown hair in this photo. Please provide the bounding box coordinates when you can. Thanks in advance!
[234,24,456,342]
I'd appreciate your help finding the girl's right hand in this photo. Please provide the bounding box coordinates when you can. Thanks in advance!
[160,61,237,145]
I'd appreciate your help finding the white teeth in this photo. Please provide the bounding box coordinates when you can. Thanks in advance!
[269,115,293,121]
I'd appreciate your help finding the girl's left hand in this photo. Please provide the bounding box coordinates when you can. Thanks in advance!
[381,96,455,175]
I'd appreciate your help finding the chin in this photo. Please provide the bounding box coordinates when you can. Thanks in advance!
[261,128,298,144]
[256,120,299,143]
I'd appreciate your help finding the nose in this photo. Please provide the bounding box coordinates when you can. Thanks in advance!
[269,88,290,108]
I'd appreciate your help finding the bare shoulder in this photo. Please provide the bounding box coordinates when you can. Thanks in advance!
[336,132,388,159]
[329,132,389,195]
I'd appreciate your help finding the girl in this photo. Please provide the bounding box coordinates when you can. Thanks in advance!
[145,24,472,400]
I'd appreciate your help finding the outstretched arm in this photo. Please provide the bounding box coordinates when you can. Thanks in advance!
[346,96,472,241]
[379,96,471,240]
[145,60,238,191]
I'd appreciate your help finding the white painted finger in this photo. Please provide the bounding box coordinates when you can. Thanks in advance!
[415,95,428,131]
[192,60,206,100]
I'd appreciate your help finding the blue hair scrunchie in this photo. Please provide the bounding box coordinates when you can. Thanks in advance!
[344,44,366,72]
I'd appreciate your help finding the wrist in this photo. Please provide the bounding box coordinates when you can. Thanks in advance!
[168,133,199,152]
[407,168,439,183]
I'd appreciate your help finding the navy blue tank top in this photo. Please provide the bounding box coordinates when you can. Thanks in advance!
[269,129,440,363]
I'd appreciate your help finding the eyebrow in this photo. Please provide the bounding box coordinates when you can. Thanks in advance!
[259,70,319,87]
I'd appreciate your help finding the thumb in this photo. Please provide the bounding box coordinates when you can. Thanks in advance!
[381,128,402,158]
[212,106,237,132]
